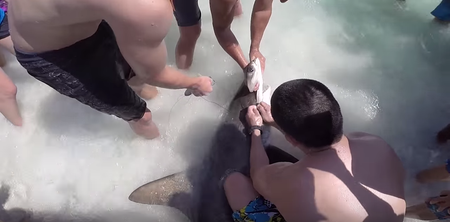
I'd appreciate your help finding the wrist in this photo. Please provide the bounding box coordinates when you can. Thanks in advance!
[248,125,263,136]
[188,77,201,89]
[252,129,261,136]
[250,46,260,52]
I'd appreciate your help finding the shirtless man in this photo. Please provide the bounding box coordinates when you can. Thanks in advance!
[8,0,213,139]
[211,0,287,73]
[224,79,406,222]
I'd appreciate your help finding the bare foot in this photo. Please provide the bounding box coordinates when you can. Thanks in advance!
[437,124,450,144]
[234,0,243,17]
[0,69,22,126]
[129,111,160,139]
[416,164,450,183]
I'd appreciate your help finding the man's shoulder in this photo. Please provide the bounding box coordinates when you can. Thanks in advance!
[346,132,387,143]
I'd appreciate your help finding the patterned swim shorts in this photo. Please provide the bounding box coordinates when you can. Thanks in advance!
[232,196,286,222]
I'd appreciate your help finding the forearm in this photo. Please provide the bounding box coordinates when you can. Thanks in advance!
[145,66,198,89]
[250,0,273,50]
[213,27,248,69]
[250,130,270,179]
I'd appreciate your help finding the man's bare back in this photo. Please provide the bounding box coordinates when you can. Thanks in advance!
[9,0,170,53]
[8,0,213,139]
[258,133,406,222]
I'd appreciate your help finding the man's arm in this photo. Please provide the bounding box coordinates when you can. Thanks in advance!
[249,129,270,179]
[210,0,248,69]
[250,0,273,51]
[104,1,200,89]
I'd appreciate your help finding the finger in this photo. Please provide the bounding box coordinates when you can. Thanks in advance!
[193,91,202,97]
[257,104,264,113]
[260,102,271,111]
[438,203,450,212]
[252,106,261,115]
[441,190,450,195]
[247,106,256,116]
[430,196,446,205]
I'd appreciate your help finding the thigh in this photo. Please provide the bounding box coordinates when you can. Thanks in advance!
[173,0,201,27]
[224,172,259,212]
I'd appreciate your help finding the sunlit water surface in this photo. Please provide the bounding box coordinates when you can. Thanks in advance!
[1,0,450,221]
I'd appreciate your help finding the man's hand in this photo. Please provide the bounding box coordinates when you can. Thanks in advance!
[250,49,266,73]
[189,76,213,96]
[257,102,274,125]
[246,105,263,127]
[429,190,450,215]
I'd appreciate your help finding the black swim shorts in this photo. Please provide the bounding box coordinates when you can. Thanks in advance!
[173,0,201,27]
[14,21,148,122]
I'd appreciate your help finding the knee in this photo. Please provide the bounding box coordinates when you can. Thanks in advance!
[0,79,17,98]
[213,24,228,34]
[224,172,249,192]
[179,24,201,43]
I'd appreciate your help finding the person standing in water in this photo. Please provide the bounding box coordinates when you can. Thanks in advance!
[0,0,22,126]
[172,0,201,69]
[223,79,406,222]
[210,0,286,74]
[8,0,213,139]
[172,0,242,70]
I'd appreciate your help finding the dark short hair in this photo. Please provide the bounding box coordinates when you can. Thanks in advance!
[271,79,343,148]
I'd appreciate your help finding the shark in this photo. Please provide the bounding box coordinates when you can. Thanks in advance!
[129,60,298,222]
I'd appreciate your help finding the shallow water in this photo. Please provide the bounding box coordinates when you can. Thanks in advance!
[0,0,450,221]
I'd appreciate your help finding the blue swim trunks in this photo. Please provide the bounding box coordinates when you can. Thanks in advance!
[232,196,286,222]
[425,159,450,220]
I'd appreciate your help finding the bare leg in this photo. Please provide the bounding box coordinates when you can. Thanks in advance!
[416,164,450,183]
[405,202,437,221]
[0,36,16,55]
[176,24,201,70]
[234,0,243,17]
[128,111,160,139]
[224,172,259,211]
[0,67,22,126]
[210,0,248,69]
[0,36,21,126]
[127,76,159,100]
[437,124,450,144]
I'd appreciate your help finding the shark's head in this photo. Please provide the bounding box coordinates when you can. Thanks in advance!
[244,58,262,92]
